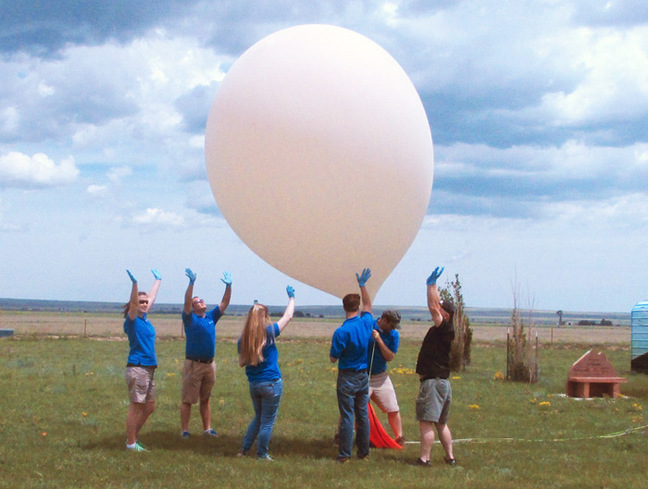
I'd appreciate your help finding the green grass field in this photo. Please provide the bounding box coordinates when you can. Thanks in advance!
[1,330,647,488]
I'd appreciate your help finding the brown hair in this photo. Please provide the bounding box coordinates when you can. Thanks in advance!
[342,293,361,313]
[122,292,148,318]
[239,304,272,367]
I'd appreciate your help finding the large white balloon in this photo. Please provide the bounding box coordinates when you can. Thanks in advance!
[205,24,434,300]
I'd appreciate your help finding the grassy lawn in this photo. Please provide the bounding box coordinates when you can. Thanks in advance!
[1,332,647,488]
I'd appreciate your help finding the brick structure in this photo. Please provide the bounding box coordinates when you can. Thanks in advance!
[566,350,627,398]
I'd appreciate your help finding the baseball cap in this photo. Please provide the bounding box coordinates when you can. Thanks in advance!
[381,310,401,329]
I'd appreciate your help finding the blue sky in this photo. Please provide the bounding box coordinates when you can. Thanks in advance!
[1,0,647,313]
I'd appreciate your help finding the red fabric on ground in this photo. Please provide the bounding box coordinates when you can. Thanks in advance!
[368,402,403,449]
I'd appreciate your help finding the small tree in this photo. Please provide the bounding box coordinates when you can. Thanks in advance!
[507,281,538,383]
[440,274,472,372]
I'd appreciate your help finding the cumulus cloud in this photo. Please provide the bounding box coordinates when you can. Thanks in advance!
[131,207,184,227]
[0,152,79,188]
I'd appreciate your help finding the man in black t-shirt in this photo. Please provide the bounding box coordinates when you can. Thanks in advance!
[414,266,456,467]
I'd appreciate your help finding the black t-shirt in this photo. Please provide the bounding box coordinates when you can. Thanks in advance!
[415,318,455,379]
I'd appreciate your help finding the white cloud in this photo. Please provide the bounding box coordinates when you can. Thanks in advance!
[131,207,185,227]
[0,152,79,188]
[107,166,133,184]
[86,184,108,196]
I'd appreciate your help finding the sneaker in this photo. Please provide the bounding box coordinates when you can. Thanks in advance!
[395,436,405,446]
[126,442,149,452]
[236,449,248,457]
[257,454,273,461]
[203,429,218,437]
[136,440,149,450]
[444,457,457,466]
[415,458,431,467]
[181,431,191,439]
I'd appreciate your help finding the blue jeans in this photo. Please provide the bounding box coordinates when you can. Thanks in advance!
[336,369,369,459]
[242,378,283,457]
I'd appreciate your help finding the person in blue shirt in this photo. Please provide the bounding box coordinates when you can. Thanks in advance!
[330,268,375,463]
[180,268,231,438]
[123,269,161,452]
[368,309,404,445]
[237,285,295,461]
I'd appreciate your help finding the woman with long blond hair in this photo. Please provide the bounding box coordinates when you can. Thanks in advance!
[237,285,295,460]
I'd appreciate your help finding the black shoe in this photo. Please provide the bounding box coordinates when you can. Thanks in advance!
[415,458,431,467]
[444,457,457,466]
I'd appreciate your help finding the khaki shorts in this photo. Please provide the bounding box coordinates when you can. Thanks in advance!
[125,366,156,404]
[369,371,400,413]
[416,378,452,424]
[181,359,216,404]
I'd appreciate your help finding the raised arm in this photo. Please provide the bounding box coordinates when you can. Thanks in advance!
[372,329,395,362]
[146,269,162,311]
[219,272,232,313]
[126,270,139,320]
[356,268,372,313]
[277,285,295,332]
[184,268,196,314]
[427,267,444,327]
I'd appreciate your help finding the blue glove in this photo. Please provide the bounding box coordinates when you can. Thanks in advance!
[286,285,295,298]
[126,270,137,284]
[356,268,371,287]
[185,268,196,285]
[151,269,162,280]
[221,272,232,286]
[426,267,444,286]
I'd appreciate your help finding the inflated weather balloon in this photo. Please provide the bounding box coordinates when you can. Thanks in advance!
[205,24,434,300]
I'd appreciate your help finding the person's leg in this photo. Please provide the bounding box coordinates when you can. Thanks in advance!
[137,400,155,435]
[242,383,262,453]
[256,379,283,458]
[199,362,217,431]
[180,360,199,433]
[199,398,211,431]
[336,372,356,459]
[387,411,403,440]
[419,420,436,462]
[126,402,145,445]
[180,402,192,432]
[354,373,370,459]
[435,422,454,461]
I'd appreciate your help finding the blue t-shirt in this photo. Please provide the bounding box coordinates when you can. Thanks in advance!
[368,327,399,375]
[182,307,222,359]
[238,323,281,383]
[124,313,157,366]
[330,312,375,371]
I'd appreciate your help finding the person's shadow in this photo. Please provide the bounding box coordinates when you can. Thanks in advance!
[83,431,335,459]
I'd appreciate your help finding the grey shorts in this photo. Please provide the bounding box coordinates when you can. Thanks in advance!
[369,372,400,413]
[125,366,156,404]
[416,378,452,424]
[181,359,216,404]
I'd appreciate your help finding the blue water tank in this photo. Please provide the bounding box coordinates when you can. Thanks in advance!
[631,300,648,373]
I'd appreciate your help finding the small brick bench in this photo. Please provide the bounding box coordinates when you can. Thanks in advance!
[566,376,627,398]
[566,350,627,399]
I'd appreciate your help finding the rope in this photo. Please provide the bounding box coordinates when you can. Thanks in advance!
[368,340,376,378]
[403,424,648,445]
